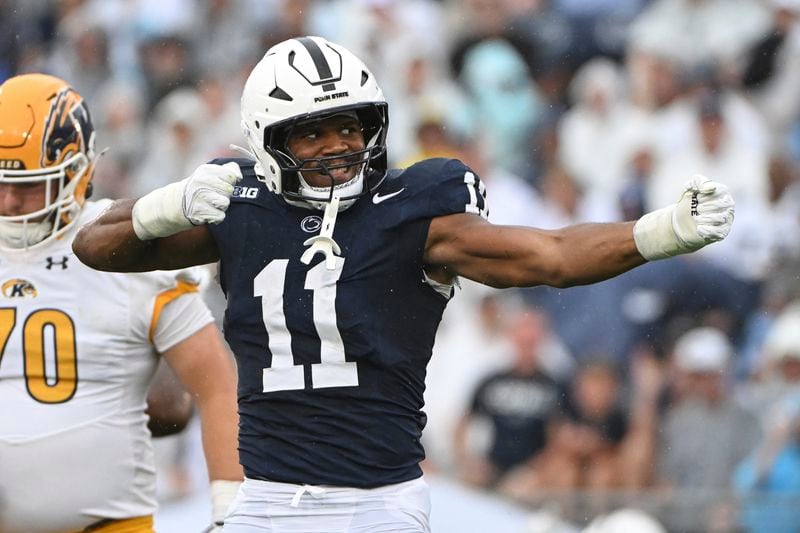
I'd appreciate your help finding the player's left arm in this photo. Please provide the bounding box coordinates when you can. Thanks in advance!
[161,324,243,524]
[425,215,644,288]
[425,175,734,288]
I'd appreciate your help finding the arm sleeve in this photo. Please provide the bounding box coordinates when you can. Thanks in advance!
[150,288,215,353]
[129,270,215,354]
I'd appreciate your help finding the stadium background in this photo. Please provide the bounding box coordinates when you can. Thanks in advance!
[3,0,800,531]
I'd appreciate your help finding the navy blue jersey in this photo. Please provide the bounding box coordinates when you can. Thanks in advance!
[208,157,487,487]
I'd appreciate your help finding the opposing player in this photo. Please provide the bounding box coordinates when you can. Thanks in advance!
[73,37,735,532]
[0,74,242,533]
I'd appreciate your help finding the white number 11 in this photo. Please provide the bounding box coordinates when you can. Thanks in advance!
[254,257,359,392]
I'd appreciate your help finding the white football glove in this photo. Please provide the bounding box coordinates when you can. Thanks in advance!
[201,479,241,532]
[633,174,734,261]
[132,162,242,241]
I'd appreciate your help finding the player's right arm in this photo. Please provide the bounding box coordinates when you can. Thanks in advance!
[74,199,218,271]
[73,162,242,272]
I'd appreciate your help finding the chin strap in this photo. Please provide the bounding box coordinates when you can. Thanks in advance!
[301,195,342,270]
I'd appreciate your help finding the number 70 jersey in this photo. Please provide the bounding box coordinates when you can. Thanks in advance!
[0,200,213,532]
[210,157,488,488]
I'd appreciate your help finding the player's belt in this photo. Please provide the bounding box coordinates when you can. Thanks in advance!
[247,473,275,482]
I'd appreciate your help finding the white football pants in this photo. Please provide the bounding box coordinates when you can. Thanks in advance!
[222,476,431,532]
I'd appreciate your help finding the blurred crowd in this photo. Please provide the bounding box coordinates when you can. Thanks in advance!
[3,0,800,531]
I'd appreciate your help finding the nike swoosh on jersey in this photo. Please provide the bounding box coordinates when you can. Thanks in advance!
[372,188,406,204]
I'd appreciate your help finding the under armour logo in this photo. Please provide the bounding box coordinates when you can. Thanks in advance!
[46,256,69,270]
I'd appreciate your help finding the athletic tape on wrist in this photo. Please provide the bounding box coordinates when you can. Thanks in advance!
[131,180,191,240]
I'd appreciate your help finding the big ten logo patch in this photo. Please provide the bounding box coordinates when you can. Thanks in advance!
[233,186,259,199]
[2,279,38,298]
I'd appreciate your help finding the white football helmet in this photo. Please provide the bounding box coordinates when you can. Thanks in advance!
[240,36,389,210]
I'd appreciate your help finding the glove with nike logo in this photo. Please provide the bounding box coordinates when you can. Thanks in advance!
[633,174,734,260]
[132,162,243,240]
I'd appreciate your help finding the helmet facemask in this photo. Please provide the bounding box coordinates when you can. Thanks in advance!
[264,104,388,210]
[238,36,389,269]
[0,150,92,250]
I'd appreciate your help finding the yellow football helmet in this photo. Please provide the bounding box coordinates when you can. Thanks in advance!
[0,74,96,250]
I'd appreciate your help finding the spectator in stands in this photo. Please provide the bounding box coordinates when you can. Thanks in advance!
[659,327,760,490]
[627,0,770,71]
[734,300,800,532]
[453,38,541,178]
[557,57,650,208]
[739,301,800,416]
[138,34,197,113]
[737,261,800,380]
[132,87,208,197]
[452,309,562,489]
[740,0,800,149]
[656,327,760,530]
[499,357,656,501]
[733,391,800,533]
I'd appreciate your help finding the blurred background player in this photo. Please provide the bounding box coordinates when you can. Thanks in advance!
[0,73,242,533]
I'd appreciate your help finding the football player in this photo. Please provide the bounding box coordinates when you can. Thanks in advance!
[0,74,242,533]
[73,36,735,532]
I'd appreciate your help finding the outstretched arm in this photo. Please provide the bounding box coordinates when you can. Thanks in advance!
[426,216,644,288]
[425,175,734,288]
[73,162,242,272]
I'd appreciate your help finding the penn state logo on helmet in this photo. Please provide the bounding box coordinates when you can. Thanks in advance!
[1,279,38,298]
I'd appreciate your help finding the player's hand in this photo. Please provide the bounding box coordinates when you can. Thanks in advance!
[199,479,241,533]
[181,163,243,225]
[633,174,734,260]
[132,162,242,240]
[670,174,734,250]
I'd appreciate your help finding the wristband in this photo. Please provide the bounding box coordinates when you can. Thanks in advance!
[632,205,681,261]
[210,479,241,524]
[131,180,191,240]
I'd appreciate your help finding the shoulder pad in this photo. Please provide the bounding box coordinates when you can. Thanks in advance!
[208,157,259,181]
[385,158,488,222]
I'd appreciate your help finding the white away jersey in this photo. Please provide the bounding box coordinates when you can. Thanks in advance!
[0,200,214,532]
